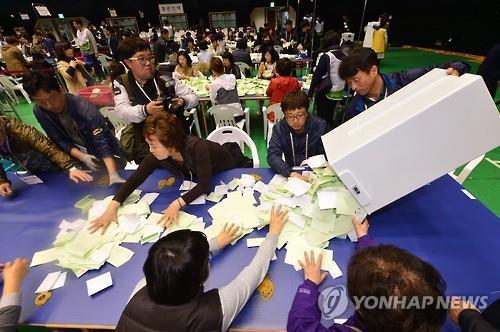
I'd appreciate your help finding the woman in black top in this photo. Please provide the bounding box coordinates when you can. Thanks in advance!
[221,51,242,79]
[89,112,251,234]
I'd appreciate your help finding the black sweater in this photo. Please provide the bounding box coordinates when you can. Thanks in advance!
[113,136,245,204]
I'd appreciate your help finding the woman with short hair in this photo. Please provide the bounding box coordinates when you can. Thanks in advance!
[89,112,252,234]
[221,51,242,79]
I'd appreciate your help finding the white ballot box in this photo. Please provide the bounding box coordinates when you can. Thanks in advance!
[362,21,379,48]
[322,69,500,214]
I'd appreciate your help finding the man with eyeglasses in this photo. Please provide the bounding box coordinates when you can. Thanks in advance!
[112,37,199,163]
[267,91,330,180]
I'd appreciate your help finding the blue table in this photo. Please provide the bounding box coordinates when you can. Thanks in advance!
[1,168,499,331]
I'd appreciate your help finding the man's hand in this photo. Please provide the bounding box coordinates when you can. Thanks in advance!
[290,172,309,182]
[109,172,126,186]
[146,100,164,115]
[0,182,13,197]
[79,154,100,171]
[2,258,29,295]
[446,67,460,77]
[69,169,93,183]
[352,217,369,238]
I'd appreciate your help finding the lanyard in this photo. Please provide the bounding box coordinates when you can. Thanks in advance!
[135,78,161,102]
[290,133,308,166]
[364,86,388,110]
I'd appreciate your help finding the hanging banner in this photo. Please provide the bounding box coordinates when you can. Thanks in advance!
[34,4,52,17]
[159,3,184,14]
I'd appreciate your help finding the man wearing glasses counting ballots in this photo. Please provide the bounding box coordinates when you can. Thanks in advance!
[267,91,330,181]
[112,37,199,164]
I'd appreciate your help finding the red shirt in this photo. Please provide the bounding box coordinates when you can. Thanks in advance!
[266,76,302,121]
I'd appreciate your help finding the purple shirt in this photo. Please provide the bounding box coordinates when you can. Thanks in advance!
[287,235,377,332]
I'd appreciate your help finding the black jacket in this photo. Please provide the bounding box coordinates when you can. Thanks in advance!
[267,115,330,177]
[116,287,223,332]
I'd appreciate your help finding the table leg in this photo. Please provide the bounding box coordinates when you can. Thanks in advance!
[201,101,209,136]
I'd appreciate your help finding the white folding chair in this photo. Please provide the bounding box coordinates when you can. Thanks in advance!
[0,87,21,119]
[207,126,260,167]
[0,75,31,104]
[187,108,201,137]
[448,154,486,184]
[262,103,284,146]
[208,104,251,135]
[99,106,137,169]
[99,106,129,140]
[235,62,252,78]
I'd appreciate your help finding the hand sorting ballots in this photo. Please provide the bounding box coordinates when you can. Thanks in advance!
[79,153,101,171]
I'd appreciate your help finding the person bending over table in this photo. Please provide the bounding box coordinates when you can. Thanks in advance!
[22,72,126,186]
[287,218,500,332]
[0,258,29,332]
[267,91,329,182]
[288,218,445,331]
[338,47,471,122]
[116,206,288,332]
[0,116,92,197]
[89,112,252,234]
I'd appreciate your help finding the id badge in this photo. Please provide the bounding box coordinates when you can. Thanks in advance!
[19,174,44,185]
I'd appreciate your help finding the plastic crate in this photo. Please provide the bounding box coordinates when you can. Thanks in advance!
[76,85,114,106]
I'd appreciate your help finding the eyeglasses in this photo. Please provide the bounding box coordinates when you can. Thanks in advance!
[128,55,155,65]
[285,112,308,121]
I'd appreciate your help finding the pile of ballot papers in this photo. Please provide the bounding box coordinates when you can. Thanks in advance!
[30,189,203,278]
[30,155,363,281]
[201,155,361,279]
